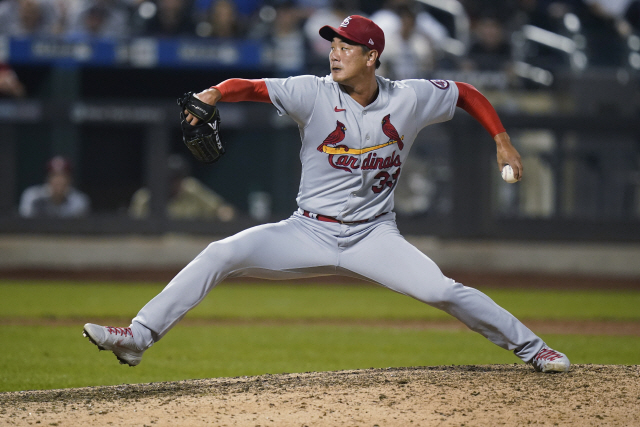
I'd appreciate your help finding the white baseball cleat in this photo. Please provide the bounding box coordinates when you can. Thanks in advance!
[531,346,570,373]
[83,323,145,366]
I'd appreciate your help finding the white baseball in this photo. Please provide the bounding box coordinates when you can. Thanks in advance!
[501,164,518,183]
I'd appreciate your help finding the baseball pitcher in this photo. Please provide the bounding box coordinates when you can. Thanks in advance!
[84,15,570,373]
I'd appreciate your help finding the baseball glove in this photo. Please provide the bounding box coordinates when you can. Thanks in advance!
[177,92,225,164]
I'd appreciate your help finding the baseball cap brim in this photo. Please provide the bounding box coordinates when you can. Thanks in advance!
[319,25,344,43]
[319,25,365,49]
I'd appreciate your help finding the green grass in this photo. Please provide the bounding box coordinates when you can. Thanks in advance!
[0,280,639,392]
[1,281,640,321]
[2,324,638,392]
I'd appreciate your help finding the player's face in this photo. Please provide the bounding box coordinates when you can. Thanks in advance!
[329,38,371,85]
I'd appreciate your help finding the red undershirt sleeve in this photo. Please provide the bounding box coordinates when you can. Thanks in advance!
[455,81,506,138]
[211,79,271,103]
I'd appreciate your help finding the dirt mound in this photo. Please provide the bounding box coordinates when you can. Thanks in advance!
[1,365,638,426]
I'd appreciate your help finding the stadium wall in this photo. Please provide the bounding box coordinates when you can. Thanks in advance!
[1,235,639,279]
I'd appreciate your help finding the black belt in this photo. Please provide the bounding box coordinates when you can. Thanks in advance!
[302,210,387,225]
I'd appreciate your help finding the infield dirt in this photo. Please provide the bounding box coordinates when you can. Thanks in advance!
[1,364,638,426]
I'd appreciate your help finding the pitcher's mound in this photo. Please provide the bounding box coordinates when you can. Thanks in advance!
[1,364,638,426]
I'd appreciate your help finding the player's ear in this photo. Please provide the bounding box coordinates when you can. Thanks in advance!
[366,49,379,67]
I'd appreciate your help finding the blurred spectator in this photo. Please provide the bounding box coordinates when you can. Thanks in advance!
[377,3,436,79]
[295,0,331,13]
[584,0,640,34]
[508,0,591,72]
[370,0,450,52]
[264,0,308,76]
[139,0,195,36]
[19,156,90,218]
[460,0,516,23]
[303,0,360,58]
[461,15,512,72]
[0,64,26,98]
[0,0,60,36]
[579,0,630,65]
[66,0,132,38]
[129,154,235,221]
[192,0,261,19]
[511,0,585,31]
[195,0,245,38]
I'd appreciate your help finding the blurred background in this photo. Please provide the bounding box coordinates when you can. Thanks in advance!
[0,0,639,279]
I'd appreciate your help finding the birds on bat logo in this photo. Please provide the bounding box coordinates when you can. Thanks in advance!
[317,115,404,173]
[317,121,347,153]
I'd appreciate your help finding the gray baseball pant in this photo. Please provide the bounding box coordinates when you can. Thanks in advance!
[131,211,544,362]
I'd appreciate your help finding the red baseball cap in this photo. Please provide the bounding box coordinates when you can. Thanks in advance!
[319,15,385,57]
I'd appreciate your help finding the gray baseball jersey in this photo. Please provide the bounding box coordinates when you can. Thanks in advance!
[266,75,456,221]
[130,75,545,364]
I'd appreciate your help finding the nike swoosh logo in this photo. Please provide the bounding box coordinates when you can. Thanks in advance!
[334,106,346,112]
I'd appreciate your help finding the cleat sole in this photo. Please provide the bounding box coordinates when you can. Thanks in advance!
[83,328,105,351]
